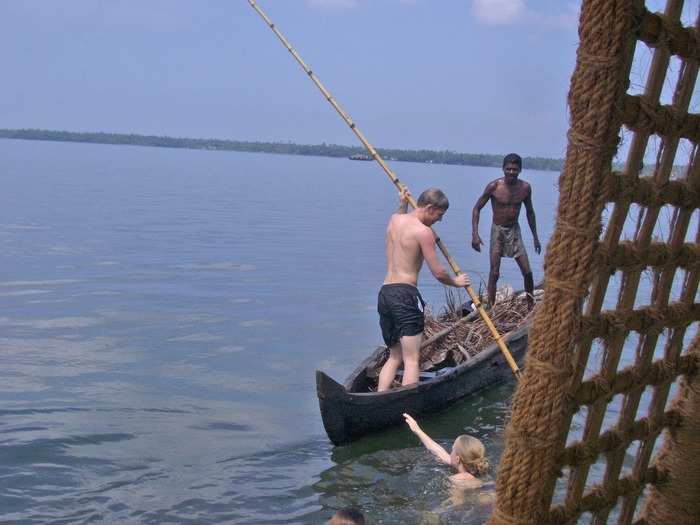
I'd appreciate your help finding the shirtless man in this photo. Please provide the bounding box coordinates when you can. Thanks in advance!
[471,153,541,307]
[377,187,470,392]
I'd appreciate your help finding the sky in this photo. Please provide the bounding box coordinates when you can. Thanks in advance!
[1,0,695,159]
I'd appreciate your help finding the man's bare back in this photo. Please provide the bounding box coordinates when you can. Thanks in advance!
[384,191,469,287]
[384,213,430,287]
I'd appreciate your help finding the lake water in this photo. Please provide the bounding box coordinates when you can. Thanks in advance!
[0,139,676,524]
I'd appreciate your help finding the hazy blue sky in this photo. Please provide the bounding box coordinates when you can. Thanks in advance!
[1,0,691,158]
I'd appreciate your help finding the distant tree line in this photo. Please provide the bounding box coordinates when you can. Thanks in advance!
[0,128,564,172]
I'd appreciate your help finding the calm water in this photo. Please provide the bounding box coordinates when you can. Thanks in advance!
[0,139,677,524]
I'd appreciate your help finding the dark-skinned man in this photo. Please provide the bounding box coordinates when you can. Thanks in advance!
[471,153,541,308]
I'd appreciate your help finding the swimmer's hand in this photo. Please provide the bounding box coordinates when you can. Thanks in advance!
[403,413,451,465]
[403,413,422,434]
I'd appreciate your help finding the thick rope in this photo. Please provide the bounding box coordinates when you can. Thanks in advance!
[596,242,700,273]
[486,1,638,523]
[574,353,699,407]
[604,171,700,210]
[560,409,683,468]
[548,467,664,524]
[487,1,700,522]
[580,302,700,338]
[621,94,700,142]
[636,7,700,61]
[640,330,700,524]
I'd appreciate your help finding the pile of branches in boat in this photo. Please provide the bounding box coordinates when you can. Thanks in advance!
[420,286,541,372]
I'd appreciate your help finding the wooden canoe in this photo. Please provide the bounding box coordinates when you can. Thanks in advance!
[316,316,531,446]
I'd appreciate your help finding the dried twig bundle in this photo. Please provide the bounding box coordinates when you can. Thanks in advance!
[420,287,541,371]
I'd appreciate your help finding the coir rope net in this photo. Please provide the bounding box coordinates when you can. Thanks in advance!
[487,1,700,524]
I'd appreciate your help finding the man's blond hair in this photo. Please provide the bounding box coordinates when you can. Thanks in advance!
[417,187,449,210]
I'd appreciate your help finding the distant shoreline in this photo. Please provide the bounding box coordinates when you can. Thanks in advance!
[0,128,564,172]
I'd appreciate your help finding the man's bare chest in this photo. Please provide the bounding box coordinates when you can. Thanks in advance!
[492,185,526,206]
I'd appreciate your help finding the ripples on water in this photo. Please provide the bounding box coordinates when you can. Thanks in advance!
[303,388,512,524]
[1,393,511,524]
[3,140,683,524]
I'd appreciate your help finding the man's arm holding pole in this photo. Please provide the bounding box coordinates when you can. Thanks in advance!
[397,187,410,214]
[419,229,470,288]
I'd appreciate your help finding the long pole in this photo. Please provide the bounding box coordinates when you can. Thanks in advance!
[248,0,520,379]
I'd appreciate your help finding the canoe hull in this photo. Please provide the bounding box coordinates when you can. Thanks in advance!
[316,323,529,445]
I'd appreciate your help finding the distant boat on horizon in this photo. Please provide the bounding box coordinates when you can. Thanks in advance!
[348,153,372,161]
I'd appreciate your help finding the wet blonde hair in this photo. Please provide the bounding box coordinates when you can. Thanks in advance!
[329,507,365,525]
[453,435,489,476]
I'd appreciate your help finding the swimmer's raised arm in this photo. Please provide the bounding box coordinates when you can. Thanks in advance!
[403,413,451,465]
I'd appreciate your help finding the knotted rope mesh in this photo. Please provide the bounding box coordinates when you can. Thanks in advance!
[487,1,700,524]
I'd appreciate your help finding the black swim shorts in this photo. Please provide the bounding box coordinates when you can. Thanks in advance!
[377,283,426,348]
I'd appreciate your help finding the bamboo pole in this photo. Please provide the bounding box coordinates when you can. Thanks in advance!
[248,0,520,378]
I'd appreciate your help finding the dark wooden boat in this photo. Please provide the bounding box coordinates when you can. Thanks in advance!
[316,311,532,446]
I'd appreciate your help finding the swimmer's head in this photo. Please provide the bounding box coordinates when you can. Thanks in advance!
[450,434,489,476]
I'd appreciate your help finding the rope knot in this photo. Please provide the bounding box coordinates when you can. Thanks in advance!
[544,276,591,299]
[641,306,666,335]
[576,50,620,70]
[567,129,620,155]
[504,424,551,451]
[526,355,574,381]
[587,375,613,403]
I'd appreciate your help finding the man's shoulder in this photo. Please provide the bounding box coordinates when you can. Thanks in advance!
[483,178,502,193]
[390,211,411,222]
[390,211,415,223]
[403,216,432,238]
[390,212,422,230]
[449,473,482,488]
